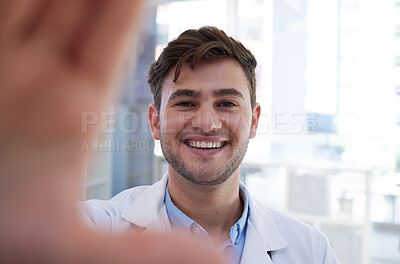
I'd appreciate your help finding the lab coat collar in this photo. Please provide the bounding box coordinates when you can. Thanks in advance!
[121,174,171,233]
[240,183,288,263]
[120,175,288,262]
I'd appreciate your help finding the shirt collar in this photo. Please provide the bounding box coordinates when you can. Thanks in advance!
[165,184,249,245]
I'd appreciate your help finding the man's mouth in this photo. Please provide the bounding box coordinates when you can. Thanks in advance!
[183,140,228,149]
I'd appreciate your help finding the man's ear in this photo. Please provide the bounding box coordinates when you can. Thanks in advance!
[148,103,160,140]
[250,103,261,139]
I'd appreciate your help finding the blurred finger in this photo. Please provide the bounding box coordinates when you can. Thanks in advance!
[31,0,91,58]
[0,0,46,36]
[77,0,143,83]
[93,233,226,264]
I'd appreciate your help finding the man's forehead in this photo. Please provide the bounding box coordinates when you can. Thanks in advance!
[164,58,244,81]
[162,60,249,96]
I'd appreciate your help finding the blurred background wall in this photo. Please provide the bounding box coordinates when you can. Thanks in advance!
[84,0,400,263]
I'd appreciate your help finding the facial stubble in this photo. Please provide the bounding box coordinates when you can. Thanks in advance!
[160,132,249,186]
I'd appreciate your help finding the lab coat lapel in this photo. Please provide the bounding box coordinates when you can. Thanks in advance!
[240,183,288,264]
[144,203,171,233]
[241,221,275,264]
[120,175,171,233]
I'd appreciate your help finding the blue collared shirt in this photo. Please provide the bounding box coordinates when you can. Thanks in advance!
[165,184,249,264]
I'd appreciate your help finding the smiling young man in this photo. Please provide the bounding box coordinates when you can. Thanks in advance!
[81,26,340,264]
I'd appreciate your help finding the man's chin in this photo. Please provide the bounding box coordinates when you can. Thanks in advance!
[178,169,230,186]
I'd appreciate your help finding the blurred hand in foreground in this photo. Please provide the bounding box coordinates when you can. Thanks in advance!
[0,1,224,263]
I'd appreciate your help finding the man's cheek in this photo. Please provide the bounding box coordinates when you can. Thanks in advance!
[164,112,192,132]
[162,121,177,135]
[225,114,250,134]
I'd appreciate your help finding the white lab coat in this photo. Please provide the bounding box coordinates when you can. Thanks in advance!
[80,175,340,264]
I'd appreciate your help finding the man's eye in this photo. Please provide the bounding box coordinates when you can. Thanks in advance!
[218,101,237,107]
[176,101,195,107]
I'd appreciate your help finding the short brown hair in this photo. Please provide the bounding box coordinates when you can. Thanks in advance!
[147,26,257,111]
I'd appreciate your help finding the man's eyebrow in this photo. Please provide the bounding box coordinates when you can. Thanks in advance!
[167,89,201,103]
[213,88,244,99]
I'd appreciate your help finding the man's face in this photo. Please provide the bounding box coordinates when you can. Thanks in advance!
[149,58,260,186]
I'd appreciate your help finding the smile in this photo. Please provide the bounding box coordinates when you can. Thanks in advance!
[184,140,227,149]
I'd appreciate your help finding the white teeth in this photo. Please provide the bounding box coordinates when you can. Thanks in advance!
[187,141,224,149]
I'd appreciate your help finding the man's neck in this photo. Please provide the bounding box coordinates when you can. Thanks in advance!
[167,168,243,246]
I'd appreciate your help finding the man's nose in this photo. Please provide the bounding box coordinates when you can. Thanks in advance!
[191,106,222,133]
